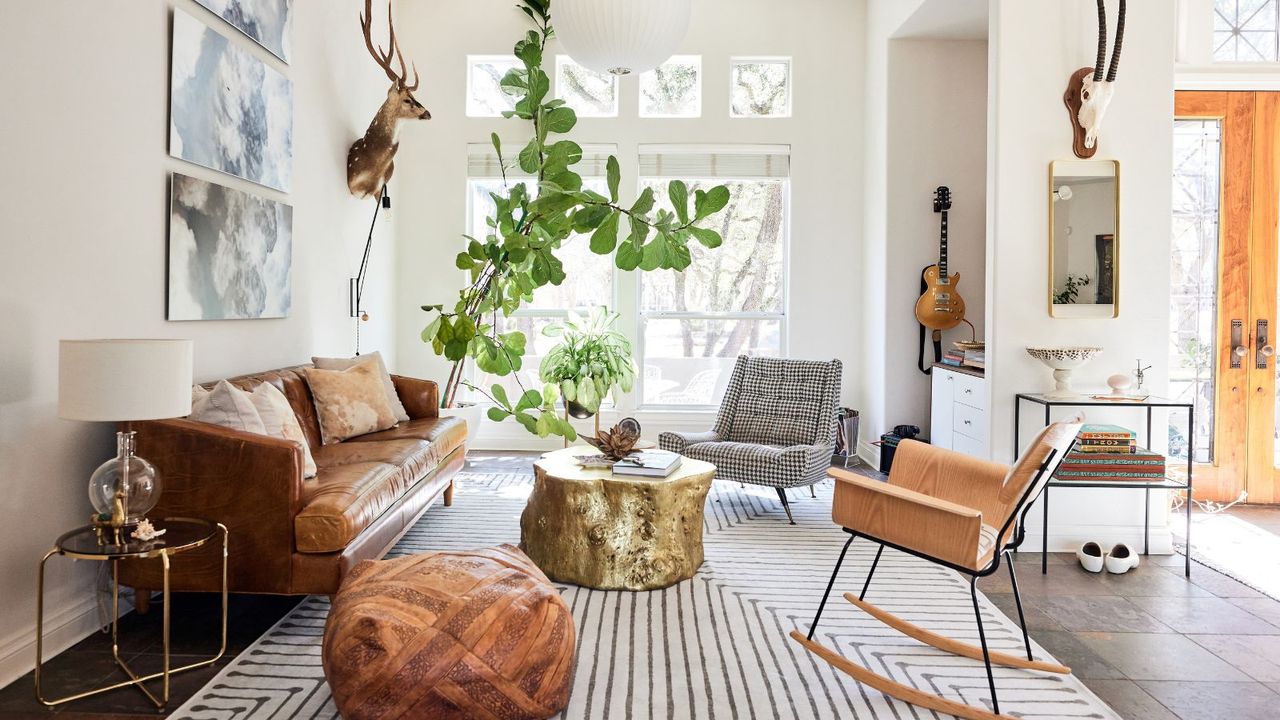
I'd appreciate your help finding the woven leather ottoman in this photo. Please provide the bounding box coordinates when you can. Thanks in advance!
[322,544,575,720]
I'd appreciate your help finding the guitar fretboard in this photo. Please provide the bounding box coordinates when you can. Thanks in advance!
[938,210,949,280]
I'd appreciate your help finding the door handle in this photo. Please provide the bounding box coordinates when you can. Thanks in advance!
[1232,319,1246,369]
[1258,320,1272,370]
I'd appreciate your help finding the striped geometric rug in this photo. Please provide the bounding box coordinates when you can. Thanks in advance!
[171,469,1118,719]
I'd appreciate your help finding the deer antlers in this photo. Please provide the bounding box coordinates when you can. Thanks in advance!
[1092,0,1125,83]
[360,0,418,91]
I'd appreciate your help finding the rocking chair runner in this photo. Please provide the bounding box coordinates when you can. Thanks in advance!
[791,421,1081,720]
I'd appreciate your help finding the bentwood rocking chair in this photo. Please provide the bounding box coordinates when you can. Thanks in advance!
[791,421,1081,720]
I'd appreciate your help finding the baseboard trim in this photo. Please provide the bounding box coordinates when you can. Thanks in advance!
[1023,525,1175,555]
[856,439,881,471]
[0,590,130,691]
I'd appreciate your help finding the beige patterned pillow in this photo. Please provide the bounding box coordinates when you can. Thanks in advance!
[189,380,267,435]
[302,361,398,444]
[311,351,410,423]
[249,382,318,478]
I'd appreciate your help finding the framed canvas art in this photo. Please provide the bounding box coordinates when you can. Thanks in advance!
[168,173,292,321]
[193,0,292,62]
[170,9,293,192]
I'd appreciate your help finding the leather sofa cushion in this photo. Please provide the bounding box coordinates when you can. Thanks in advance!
[347,416,467,454]
[296,419,467,554]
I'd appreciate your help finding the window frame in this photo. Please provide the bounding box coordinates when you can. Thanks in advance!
[466,54,522,118]
[638,54,704,119]
[633,173,792,411]
[554,54,620,118]
[729,56,794,119]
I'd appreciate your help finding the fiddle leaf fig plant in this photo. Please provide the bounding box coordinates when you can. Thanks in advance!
[422,0,729,440]
[539,307,636,416]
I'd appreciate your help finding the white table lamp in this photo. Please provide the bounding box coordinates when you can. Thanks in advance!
[59,339,194,528]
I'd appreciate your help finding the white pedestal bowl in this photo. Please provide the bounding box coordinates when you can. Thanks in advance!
[1026,346,1102,399]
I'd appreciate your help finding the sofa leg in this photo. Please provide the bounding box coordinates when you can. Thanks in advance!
[134,589,151,615]
[776,488,796,525]
[443,480,455,507]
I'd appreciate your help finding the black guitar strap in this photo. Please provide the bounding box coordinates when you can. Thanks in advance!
[917,268,942,375]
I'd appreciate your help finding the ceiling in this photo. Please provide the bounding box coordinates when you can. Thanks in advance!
[893,0,989,41]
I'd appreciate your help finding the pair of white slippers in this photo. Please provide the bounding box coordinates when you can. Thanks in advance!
[1076,542,1141,574]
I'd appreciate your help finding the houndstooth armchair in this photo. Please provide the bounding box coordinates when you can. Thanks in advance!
[659,356,843,524]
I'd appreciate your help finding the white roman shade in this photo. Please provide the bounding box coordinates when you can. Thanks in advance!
[467,143,618,179]
[638,144,791,179]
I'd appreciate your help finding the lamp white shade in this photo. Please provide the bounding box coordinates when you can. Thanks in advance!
[59,339,194,421]
[554,0,691,76]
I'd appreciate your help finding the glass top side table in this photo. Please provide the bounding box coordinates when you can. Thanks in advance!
[1014,394,1193,578]
[35,517,228,709]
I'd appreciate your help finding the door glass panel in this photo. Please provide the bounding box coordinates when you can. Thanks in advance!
[1170,119,1223,464]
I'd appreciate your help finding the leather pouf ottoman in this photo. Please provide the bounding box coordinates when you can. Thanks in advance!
[322,544,575,720]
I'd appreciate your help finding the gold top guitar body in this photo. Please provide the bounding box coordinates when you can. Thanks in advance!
[915,186,966,331]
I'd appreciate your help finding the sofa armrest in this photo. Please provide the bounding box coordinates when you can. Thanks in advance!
[829,467,984,570]
[118,418,304,594]
[659,430,720,454]
[391,375,439,419]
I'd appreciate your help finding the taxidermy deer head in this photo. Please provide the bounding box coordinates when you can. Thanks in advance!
[1064,0,1125,159]
[346,0,430,199]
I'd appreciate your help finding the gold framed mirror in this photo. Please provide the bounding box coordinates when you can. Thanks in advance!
[1049,159,1119,318]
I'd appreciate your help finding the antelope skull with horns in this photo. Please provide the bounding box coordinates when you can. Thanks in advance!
[1064,0,1126,159]
[346,0,430,199]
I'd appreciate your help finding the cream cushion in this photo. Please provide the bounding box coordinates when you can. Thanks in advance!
[189,380,266,435]
[311,352,409,424]
[249,382,318,478]
[302,361,399,444]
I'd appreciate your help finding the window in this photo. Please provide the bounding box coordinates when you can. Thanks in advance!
[1215,0,1280,62]
[464,144,617,398]
[467,55,521,117]
[555,56,618,117]
[639,56,702,118]
[731,58,792,117]
[637,146,790,407]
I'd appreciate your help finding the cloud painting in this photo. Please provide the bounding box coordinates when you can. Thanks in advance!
[170,9,292,192]
[169,173,292,321]
[194,0,292,62]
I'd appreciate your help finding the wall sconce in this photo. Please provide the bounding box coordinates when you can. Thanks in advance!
[350,185,391,354]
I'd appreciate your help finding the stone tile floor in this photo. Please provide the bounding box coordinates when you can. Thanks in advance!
[0,452,1276,719]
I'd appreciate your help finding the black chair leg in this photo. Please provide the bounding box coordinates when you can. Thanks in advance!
[807,533,855,640]
[970,576,1001,716]
[810,484,817,498]
[859,544,884,601]
[776,487,796,525]
[1006,553,1034,662]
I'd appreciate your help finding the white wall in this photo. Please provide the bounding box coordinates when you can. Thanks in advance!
[884,39,988,442]
[987,0,1176,551]
[0,0,396,687]
[391,0,866,449]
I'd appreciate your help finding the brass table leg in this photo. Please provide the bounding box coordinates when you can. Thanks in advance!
[33,525,229,709]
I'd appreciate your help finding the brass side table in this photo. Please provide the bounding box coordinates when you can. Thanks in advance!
[35,517,228,709]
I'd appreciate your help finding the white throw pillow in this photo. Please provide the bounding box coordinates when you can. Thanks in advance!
[249,382,318,479]
[311,351,409,423]
[189,380,267,435]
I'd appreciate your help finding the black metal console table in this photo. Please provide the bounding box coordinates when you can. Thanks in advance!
[1014,393,1193,577]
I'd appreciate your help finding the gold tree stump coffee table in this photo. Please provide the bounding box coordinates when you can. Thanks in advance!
[521,447,716,590]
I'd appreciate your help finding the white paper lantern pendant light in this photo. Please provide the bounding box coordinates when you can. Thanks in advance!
[554,0,693,76]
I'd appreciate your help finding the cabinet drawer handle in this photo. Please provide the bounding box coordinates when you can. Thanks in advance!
[964,388,973,394]
[964,420,973,425]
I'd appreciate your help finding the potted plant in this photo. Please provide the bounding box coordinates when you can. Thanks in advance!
[539,307,635,419]
[420,0,730,441]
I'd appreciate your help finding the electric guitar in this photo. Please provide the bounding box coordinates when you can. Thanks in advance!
[914,186,966,331]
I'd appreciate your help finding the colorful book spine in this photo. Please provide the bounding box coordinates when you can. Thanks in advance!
[1079,424,1137,440]
[1054,470,1166,479]
[1076,443,1137,454]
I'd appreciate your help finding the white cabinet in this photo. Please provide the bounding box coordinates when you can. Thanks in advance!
[930,365,989,458]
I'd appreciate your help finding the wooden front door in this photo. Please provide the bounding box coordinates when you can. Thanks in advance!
[1173,91,1279,504]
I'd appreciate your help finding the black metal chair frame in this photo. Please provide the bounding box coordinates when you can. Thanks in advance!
[799,448,1063,719]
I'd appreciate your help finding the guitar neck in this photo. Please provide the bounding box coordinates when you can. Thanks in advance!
[938,210,949,279]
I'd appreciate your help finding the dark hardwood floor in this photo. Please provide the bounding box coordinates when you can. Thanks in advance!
[1,452,1276,719]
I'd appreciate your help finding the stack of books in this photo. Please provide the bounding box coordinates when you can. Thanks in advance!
[941,349,966,367]
[1055,425,1167,481]
[613,450,682,478]
[962,349,985,370]
[1076,424,1137,454]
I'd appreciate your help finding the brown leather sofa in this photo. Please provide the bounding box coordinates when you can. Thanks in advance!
[119,366,466,604]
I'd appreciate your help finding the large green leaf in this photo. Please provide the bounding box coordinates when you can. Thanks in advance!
[616,240,643,270]
[688,226,723,248]
[589,212,620,253]
[695,185,731,218]
[544,106,577,134]
[606,156,621,202]
[518,139,541,174]
[668,180,689,224]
